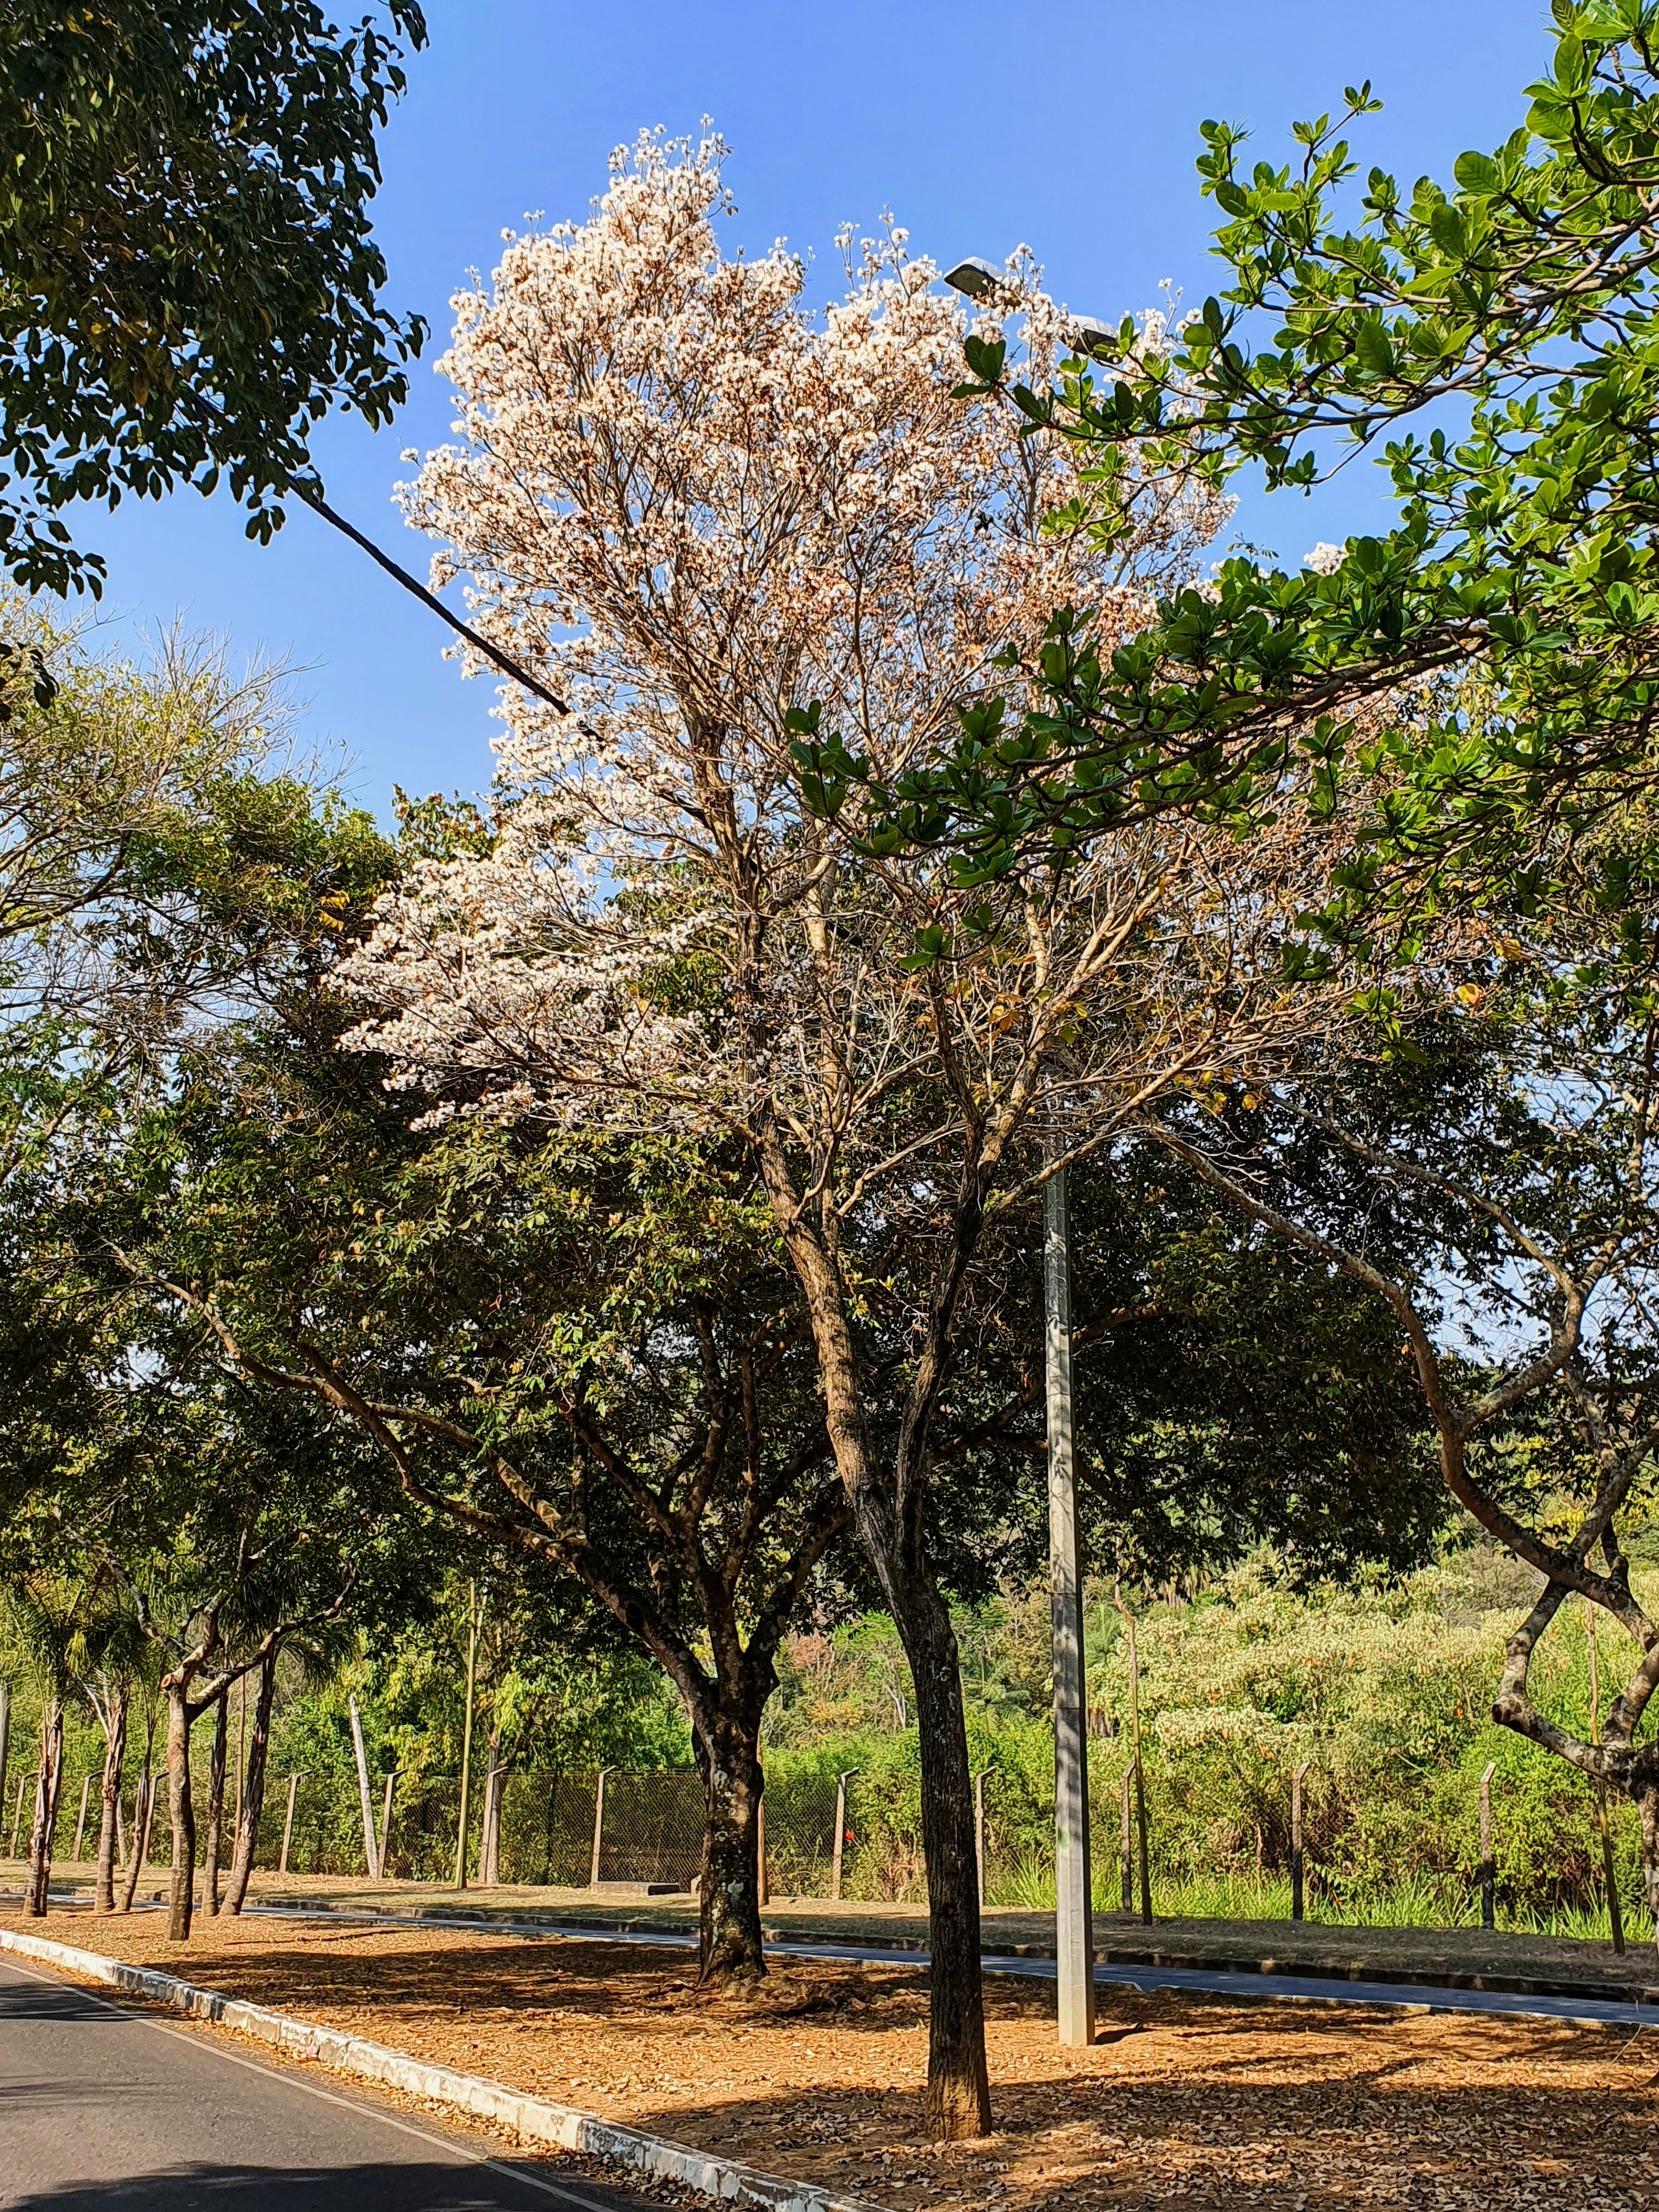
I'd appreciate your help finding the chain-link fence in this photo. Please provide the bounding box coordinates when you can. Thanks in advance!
[229,1765,854,1894]
[28,1748,1562,1934]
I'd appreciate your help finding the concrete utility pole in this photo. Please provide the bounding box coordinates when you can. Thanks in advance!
[1046,1160,1094,2046]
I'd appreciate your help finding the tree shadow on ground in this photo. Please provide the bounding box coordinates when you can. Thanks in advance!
[9,2159,625,2211]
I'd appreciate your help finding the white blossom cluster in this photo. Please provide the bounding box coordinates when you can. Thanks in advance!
[341,134,1331,1205]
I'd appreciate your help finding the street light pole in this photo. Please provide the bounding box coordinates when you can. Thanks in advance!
[944,252,1098,2047]
[1045,1157,1095,2047]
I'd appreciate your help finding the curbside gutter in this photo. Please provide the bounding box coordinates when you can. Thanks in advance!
[0,1927,887,2212]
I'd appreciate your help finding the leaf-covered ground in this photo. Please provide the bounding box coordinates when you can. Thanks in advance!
[15,1907,1658,2210]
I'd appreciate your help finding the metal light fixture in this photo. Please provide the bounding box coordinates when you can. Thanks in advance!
[943,256,1003,300]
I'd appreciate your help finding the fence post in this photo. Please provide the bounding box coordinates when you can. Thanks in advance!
[379,1770,400,1884]
[1291,1762,1310,1923]
[832,1769,858,1903]
[1120,1763,1135,1913]
[757,1791,768,1908]
[279,1771,307,1877]
[590,1768,614,1888]
[973,1765,994,1909]
[1479,1760,1497,1930]
[72,1774,91,1864]
[349,1696,380,1881]
[9,1767,25,1858]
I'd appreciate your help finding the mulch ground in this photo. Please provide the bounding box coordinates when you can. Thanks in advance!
[12,1905,1659,2209]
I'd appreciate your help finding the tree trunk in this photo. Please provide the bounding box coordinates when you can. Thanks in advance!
[93,1686,128,1914]
[224,1643,279,1916]
[202,1686,228,1917]
[119,1765,153,1914]
[694,1713,766,1983]
[163,1682,197,1940]
[24,1697,64,1918]
[886,1567,992,2139]
[479,1740,503,1888]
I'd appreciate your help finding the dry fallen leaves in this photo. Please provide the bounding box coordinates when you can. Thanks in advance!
[21,1909,1659,2210]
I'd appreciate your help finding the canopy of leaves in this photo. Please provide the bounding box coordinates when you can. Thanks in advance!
[885,3,1659,916]
[0,3,427,595]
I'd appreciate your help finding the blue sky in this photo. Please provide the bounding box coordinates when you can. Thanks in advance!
[83,1,1553,817]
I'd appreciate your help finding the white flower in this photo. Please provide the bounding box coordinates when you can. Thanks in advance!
[1304,541,1346,576]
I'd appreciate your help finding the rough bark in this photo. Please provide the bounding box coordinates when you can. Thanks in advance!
[882,1566,991,2137]
[202,1686,228,1917]
[760,1119,993,2140]
[693,1714,766,1982]
[23,1697,64,1918]
[479,1744,503,1889]
[93,1686,127,1914]
[224,1643,279,1916]
[163,1681,197,1940]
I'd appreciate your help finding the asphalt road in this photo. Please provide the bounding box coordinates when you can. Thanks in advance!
[0,1954,654,2212]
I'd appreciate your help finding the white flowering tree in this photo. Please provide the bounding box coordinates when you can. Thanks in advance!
[342,135,1336,2135]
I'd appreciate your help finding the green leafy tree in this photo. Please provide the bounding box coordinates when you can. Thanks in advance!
[888,4,1659,916]
[0,3,427,596]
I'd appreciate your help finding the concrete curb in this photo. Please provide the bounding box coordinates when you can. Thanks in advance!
[0,1927,887,2212]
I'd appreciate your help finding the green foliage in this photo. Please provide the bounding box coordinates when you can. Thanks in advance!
[0,4,428,595]
[885,7,1659,918]
[762,1553,1652,1934]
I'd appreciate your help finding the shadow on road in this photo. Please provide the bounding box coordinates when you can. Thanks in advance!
[9,2158,573,2210]
[0,1972,128,2025]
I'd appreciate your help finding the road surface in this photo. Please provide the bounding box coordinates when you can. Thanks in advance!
[0,1953,652,2212]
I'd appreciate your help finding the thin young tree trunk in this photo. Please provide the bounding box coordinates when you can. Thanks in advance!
[119,1764,153,1914]
[224,1644,279,1916]
[202,1686,229,1917]
[24,1697,64,1918]
[163,1681,197,1940]
[93,1686,128,1914]
[694,1713,766,1982]
[479,1739,503,1888]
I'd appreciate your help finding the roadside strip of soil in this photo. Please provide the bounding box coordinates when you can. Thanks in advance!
[7,1902,1658,2210]
[25,1863,1645,2010]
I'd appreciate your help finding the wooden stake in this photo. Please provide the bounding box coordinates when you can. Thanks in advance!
[349,1695,380,1881]
[1120,1763,1135,1914]
[1291,1763,1311,1922]
[973,1765,994,1910]
[832,1768,858,1903]
[1479,1761,1497,1930]
[589,1767,613,1888]
[454,1583,482,1891]
[72,1774,91,1863]
[279,1771,306,1877]
[379,1770,399,1883]
[1587,1598,1626,1953]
